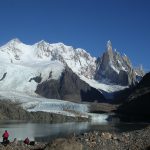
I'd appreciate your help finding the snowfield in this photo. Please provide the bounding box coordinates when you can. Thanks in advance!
[0,61,64,96]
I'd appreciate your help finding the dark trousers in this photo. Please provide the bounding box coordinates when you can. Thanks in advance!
[3,137,8,142]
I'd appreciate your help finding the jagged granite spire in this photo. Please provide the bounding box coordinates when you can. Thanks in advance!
[95,41,141,86]
[106,40,112,50]
[105,40,114,61]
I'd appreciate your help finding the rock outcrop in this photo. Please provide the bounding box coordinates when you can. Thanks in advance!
[95,41,144,86]
[35,67,105,102]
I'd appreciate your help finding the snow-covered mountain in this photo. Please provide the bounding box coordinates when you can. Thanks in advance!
[0,39,144,101]
[0,38,96,79]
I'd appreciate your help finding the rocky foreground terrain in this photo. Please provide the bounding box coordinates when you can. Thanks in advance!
[0,125,149,150]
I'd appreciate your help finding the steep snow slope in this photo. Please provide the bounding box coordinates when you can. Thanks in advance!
[0,61,64,96]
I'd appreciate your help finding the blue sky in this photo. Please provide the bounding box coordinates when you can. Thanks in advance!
[0,0,150,71]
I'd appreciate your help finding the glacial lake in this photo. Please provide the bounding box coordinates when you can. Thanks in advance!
[0,118,149,142]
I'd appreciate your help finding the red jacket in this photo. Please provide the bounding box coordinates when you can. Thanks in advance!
[24,137,30,145]
[3,131,9,138]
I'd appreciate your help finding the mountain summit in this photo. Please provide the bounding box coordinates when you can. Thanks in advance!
[95,41,144,85]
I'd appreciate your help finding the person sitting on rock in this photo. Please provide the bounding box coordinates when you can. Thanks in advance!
[2,130,9,143]
[24,137,30,145]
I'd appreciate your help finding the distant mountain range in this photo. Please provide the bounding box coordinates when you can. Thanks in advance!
[0,39,144,104]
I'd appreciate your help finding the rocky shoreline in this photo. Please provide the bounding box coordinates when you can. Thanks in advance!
[0,125,149,150]
[73,125,150,150]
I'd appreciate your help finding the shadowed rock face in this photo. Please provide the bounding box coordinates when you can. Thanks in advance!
[29,74,42,83]
[35,67,105,102]
[136,72,150,88]
[117,72,150,121]
[0,72,7,81]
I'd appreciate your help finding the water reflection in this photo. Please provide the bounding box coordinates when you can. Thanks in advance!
[0,119,148,142]
[0,121,90,142]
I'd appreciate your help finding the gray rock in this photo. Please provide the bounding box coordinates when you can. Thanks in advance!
[101,132,112,139]
[95,41,143,86]
[35,66,105,102]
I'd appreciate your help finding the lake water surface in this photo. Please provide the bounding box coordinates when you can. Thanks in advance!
[0,118,149,142]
